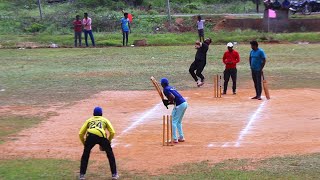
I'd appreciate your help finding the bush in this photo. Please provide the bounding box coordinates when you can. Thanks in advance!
[25,23,46,33]
[185,3,199,10]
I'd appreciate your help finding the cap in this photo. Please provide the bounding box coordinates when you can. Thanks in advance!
[160,78,169,85]
[227,42,233,47]
[93,107,103,116]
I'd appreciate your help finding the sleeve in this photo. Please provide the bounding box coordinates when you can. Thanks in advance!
[79,121,88,145]
[202,43,208,52]
[163,88,170,98]
[88,18,92,25]
[222,52,227,64]
[105,119,116,142]
[235,51,240,63]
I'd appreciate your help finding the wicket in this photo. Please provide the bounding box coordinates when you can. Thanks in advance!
[213,74,222,98]
[162,115,173,146]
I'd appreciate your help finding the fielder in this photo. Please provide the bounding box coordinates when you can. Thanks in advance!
[79,107,119,180]
[161,78,188,143]
[189,38,212,87]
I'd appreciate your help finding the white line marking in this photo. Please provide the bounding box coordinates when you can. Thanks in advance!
[112,102,163,147]
[222,142,232,147]
[234,101,267,147]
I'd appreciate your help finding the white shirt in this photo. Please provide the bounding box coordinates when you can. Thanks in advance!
[197,20,205,30]
[83,17,92,31]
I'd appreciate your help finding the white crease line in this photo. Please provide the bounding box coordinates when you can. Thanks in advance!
[234,101,267,147]
[112,102,163,147]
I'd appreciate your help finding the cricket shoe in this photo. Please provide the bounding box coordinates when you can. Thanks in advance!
[197,81,204,87]
[112,174,119,180]
[173,139,179,143]
[79,174,85,180]
[178,138,185,142]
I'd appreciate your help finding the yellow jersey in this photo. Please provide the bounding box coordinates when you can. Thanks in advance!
[79,116,115,145]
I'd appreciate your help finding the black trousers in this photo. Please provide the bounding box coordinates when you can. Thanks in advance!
[223,68,237,93]
[251,69,262,98]
[189,60,206,82]
[122,31,129,46]
[80,133,117,175]
[74,32,82,47]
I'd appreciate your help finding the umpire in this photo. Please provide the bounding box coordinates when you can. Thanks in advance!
[189,38,212,87]
[222,42,240,94]
[79,107,119,180]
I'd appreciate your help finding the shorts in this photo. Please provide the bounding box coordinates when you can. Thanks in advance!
[198,29,204,37]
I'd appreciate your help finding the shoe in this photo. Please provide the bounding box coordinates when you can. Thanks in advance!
[197,81,204,87]
[178,138,185,142]
[251,96,258,99]
[196,80,201,87]
[233,91,236,95]
[222,92,226,95]
[257,97,262,100]
[112,174,119,180]
[79,174,85,180]
[173,139,179,143]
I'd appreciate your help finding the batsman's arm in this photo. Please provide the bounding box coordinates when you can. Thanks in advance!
[167,93,175,105]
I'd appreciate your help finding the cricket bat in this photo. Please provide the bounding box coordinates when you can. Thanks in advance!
[150,76,168,109]
[262,72,270,100]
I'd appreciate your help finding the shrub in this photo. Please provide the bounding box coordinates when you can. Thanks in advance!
[25,23,46,33]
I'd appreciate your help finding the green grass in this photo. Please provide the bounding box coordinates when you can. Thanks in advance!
[0,116,43,144]
[1,31,320,48]
[1,44,319,106]
[1,153,319,179]
[0,159,78,180]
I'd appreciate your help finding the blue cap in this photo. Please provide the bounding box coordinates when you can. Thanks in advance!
[160,78,169,85]
[93,107,103,116]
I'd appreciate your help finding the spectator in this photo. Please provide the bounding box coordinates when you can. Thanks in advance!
[82,13,95,47]
[73,15,82,47]
[282,0,290,9]
[121,13,131,46]
[197,15,205,42]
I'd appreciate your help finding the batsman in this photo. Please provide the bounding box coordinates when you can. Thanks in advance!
[161,78,188,143]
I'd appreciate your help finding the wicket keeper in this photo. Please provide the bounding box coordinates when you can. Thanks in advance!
[79,107,119,180]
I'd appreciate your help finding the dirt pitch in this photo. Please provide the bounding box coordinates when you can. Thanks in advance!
[0,87,319,174]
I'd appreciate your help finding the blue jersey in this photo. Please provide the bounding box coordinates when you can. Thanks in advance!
[250,48,266,71]
[163,86,186,106]
[121,18,130,32]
